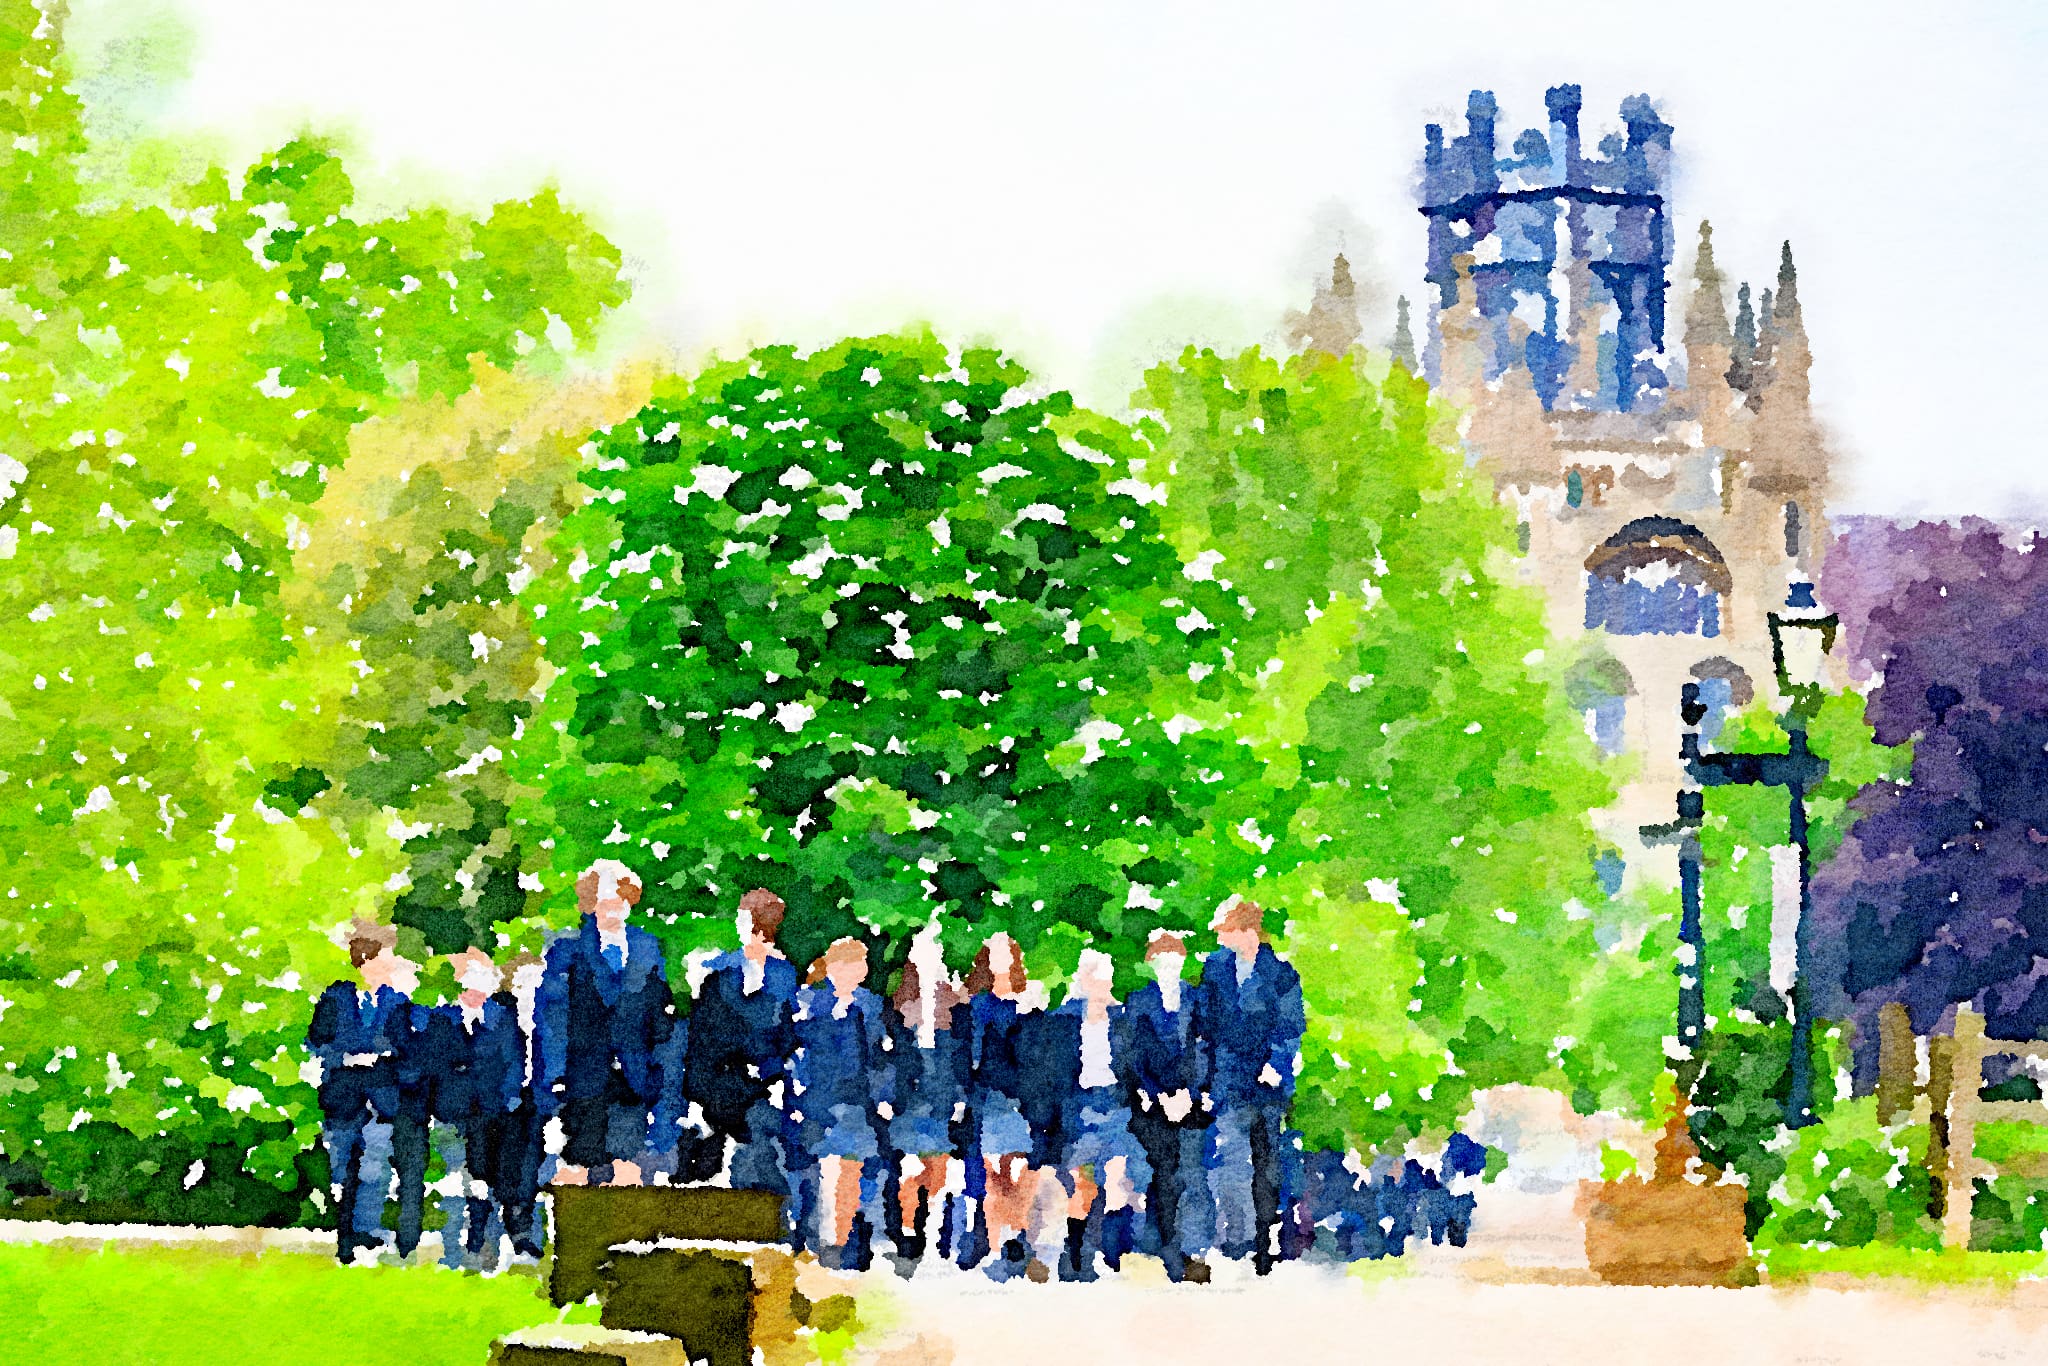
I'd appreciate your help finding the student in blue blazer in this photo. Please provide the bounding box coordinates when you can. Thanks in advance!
[306,920,423,1263]
[1126,929,1215,1283]
[535,860,676,1188]
[683,887,800,1203]
[961,932,1037,1278]
[421,947,524,1268]
[794,937,889,1268]
[1198,895,1305,1275]
[1048,949,1150,1282]
[882,926,966,1268]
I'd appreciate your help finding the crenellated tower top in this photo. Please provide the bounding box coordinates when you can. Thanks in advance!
[1420,85,1674,414]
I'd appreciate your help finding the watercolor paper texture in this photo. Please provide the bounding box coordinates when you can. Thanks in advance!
[2,3,2047,1364]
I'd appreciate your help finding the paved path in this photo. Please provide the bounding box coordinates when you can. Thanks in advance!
[847,1260,2048,1366]
[839,1191,2048,1366]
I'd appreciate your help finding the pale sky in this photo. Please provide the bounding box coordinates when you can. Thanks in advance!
[82,0,2048,518]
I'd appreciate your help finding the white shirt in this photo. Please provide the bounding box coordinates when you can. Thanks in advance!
[461,1002,484,1031]
[514,989,537,1086]
[1079,1012,1116,1089]
[1236,949,1256,986]
[1158,976,1182,1014]
[742,953,765,995]
[599,929,628,966]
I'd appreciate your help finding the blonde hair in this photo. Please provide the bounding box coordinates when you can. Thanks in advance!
[807,936,868,986]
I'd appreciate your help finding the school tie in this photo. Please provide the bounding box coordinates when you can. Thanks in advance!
[603,943,624,976]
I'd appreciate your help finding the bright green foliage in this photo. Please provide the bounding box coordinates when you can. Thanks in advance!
[1282,874,1447,1153]
[1969,1120,2048,1253]
[1135,345,1614,1146]
[0,1,627,1213]
[1558,923,1675,1119]
[519,333,1241,968]
[1758,1098,1938,1251]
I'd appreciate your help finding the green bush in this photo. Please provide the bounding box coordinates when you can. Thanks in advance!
[1759,1098,1938,1251]
[1970,1175,2048,1253]
[1689,1019,1802,1237]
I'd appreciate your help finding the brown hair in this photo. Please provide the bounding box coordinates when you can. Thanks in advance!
[893,959,962,1022]
[1213,896,1264,935]
[347,918,397,970]
[964,933,1027,997]
[576,863,643,913]
[1144,930,1188,962]
[739,887,786,943]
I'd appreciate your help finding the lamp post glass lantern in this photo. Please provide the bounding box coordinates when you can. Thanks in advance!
[1768,580,1839,716]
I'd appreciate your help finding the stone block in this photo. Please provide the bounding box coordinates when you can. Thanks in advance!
[548,1185,784,1306]
[599,1246,755,1366]
[491,1324,690,1366]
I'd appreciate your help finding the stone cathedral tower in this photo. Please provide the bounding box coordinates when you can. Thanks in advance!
[1415,85,1831,890]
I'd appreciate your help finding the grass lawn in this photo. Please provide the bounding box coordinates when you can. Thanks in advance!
[0,1241,595,1366]
[1759,1242,2048,1285]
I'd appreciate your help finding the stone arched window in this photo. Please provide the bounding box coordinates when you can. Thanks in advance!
[1689,657,1754,747]
[1583,517,1731,638]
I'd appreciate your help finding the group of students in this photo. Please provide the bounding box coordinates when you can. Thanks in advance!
[305,858,1315,1282]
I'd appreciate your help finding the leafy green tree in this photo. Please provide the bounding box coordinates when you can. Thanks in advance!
[518,333,1244,969]
[1134,344,1614,1147]
[0,0,626,1213]
[287,365,651,956]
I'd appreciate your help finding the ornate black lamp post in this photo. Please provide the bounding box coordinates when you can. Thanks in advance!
[1643,582,1837,1126]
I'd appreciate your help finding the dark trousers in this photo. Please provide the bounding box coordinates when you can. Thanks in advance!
[1249,1111,1279,1274]
[491,1103,544,1254]
[451,1115,509,1258]
[562,1095,652,1179]
[1131,1110,1200,1275]
[1212,1103,1284,1272]
[390,1114,429,1258]
[323,1111,371,1262]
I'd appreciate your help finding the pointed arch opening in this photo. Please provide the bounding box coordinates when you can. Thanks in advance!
[1584,517,1730,637]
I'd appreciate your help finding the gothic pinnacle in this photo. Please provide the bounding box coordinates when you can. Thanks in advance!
[1684,220,1730,347]
[1391,295,1417,371]
[1775,240,1799,320]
